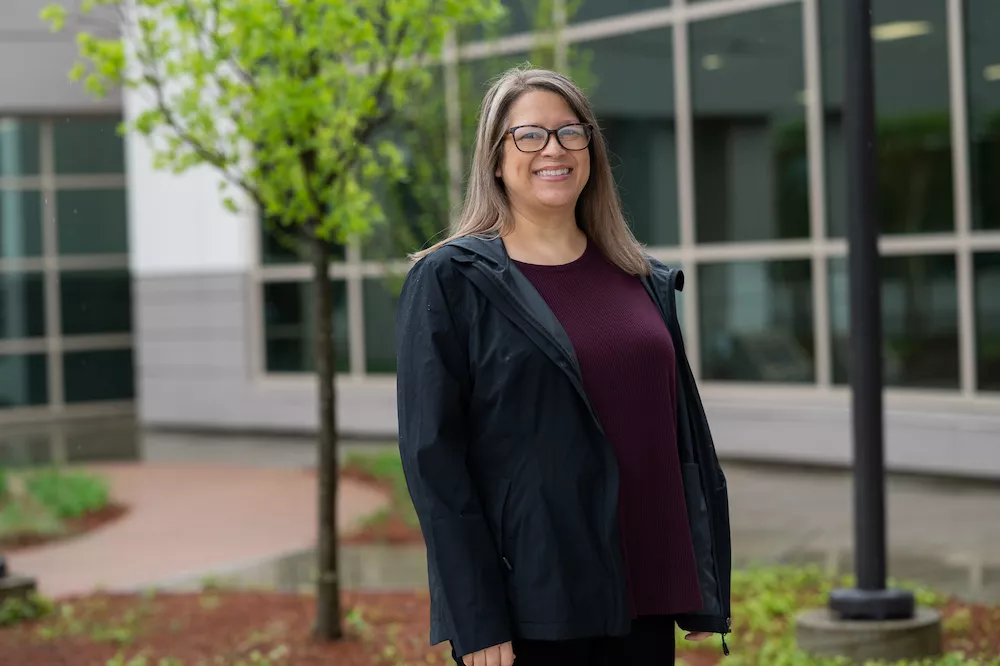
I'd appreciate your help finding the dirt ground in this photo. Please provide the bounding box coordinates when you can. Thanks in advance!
[3,589,998,666]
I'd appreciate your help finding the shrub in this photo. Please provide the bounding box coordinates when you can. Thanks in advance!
[25,468,110,519]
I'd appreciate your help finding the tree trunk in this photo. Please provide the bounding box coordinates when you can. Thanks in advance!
[311,232,342,640]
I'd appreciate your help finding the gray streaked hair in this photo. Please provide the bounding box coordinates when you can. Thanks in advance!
[412,65,649,276]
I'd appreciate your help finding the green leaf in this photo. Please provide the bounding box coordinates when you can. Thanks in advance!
[39,4,68,32]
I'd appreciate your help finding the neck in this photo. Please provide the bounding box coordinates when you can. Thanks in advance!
[503,204,587,265]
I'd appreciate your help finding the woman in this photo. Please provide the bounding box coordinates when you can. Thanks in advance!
[395,66,731,666]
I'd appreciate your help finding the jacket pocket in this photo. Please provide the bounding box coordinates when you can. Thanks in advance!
[495,478,513,572]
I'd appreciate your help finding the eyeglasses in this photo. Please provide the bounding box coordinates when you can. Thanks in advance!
[508,123,593,153]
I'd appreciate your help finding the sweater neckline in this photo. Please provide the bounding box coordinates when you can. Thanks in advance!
[510,239,593,272]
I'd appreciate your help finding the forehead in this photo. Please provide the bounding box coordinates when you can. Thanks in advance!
[507,90,579,126]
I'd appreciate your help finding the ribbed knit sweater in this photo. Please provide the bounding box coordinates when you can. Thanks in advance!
[513,240,704,618]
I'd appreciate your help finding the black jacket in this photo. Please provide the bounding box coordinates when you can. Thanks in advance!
[395,235,732,658]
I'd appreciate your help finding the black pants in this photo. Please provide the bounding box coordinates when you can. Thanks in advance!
[452,616,676,666]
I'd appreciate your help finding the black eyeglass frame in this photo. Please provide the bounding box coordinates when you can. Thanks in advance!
[507,123,594,153]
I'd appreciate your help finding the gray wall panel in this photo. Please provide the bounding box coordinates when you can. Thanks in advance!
[134,272,1000,478]
[1,0,122,114]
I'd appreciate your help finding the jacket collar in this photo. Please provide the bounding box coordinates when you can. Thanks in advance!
[448,234,602,426]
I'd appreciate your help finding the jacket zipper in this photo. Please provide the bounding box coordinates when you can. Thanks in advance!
[468,262,627,632]
[499,482,513,572]
[651,269,732,654]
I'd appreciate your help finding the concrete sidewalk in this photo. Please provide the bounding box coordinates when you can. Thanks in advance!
[6,462,388,598]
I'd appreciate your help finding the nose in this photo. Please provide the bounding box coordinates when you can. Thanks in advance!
[540,131,566,156]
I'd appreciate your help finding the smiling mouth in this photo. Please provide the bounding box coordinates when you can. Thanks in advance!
[534,167,572,177]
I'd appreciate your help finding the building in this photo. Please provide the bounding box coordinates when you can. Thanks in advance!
[2,0,999,477]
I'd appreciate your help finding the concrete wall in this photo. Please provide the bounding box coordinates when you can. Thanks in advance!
[1,0,121,114]
[133,274,397,434]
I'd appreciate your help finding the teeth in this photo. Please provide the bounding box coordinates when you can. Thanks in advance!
[536,168,570,177]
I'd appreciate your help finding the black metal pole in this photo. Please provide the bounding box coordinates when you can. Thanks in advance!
[828,0,914,621]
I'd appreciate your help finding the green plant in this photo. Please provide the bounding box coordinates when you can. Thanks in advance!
[0,592,55,627]
[25,468,110,519]
[0,499,65,540]
[0,467,9,499]
[679,565,995,666]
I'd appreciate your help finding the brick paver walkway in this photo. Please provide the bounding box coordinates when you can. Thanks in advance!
[5,463,389,598]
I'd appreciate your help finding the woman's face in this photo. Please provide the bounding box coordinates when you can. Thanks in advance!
[497,90,591,217]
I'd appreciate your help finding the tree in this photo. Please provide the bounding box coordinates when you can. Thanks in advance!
[40,0,502,640]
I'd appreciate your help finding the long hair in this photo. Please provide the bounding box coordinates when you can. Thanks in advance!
[412,66,650,276]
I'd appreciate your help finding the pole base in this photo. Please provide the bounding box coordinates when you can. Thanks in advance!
[797,607,941,664]
[829,587,915,620]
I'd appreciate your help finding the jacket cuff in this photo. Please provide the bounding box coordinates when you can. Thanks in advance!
[674,613,731,635]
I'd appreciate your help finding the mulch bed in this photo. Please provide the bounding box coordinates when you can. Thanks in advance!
[0,590,742,666]
[0,503,130,552]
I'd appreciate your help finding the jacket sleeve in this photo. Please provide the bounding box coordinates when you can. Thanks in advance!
[395,257,512,658]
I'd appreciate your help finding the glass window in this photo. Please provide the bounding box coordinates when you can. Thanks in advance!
[587,28,678,246]
[364,69,451,260]
[53,117,125,175]
[263,281,349,373]
[698,259,814,382]
[460,0,537,42]
[966,0,1000,231]
[460,53,533,170]
[0,190,43,258]
[821,0,953,236]
[260,213,346,264]
[691,4,810,243]
[830,254,958,389]
[0,353,47,408]
[0,273,45,339]
[574,0,668,23]
[60,270,132,336]
[57,189,129,255]
[363,276,403,373]
[63,349,134,403]
[975,253,1000,391]
[0,120,41,177]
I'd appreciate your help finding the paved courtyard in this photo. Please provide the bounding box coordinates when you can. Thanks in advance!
[4,429,1000,602]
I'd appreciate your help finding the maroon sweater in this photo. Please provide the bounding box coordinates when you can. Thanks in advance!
[513,241,703,618]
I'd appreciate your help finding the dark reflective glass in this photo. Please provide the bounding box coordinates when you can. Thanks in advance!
[0,273,45,339]
[259,213,346,264]
[830,255,959,388]
[0,120,40,176]
[60,270,132,335]
[364,68,451,260]
[459,0,537,42]
[63,349,134,403]
[0,189,43,258]
[588,28,678,246]
[691,5,810,243]
[966,0,1000,231]
[699,260,815,382]
[460,53,532,171]
[53,117,125,175]
[975,253,1000,391]
[57,189,129,255]
[363,276,403,373]
[822,0,953,236]
[263,281,349,373]
[573,0,668,23]
[0,353,47,408]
